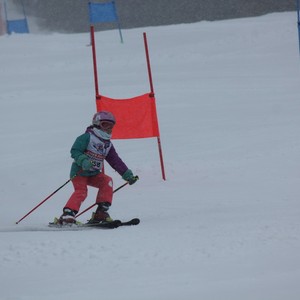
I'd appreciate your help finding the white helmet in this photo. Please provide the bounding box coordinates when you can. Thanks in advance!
[92,111,116,135]
[92,111,116,126]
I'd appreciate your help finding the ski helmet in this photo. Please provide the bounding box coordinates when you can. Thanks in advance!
[92,111,116,127]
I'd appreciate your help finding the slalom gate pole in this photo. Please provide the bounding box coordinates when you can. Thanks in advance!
[15,173,78,224]
[143,32,166,180]
[90,25,100,97]
[75,181,129,218]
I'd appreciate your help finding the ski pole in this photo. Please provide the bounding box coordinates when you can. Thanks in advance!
[16,173,78,224]
[75,181,129,218]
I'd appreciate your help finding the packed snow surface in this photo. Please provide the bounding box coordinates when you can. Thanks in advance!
[0,12,300,300]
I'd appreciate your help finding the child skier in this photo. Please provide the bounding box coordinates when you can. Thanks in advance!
[57,111,138,225]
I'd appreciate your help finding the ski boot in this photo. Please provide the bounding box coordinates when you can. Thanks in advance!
[87,202,114,225]
[56,208,77,226]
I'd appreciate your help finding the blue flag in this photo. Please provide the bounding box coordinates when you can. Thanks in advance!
[6,19,29,34]
[88,2,118,23]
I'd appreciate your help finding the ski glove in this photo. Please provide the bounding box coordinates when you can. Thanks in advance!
[122,169,139,185]
[77,154,92,170]
[81,159,92,170]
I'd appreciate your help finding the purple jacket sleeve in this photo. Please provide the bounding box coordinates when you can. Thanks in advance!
[105,143,128,176]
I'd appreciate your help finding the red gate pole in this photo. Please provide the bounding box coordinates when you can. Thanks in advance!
[90,25,100,98]
[0,5,5,35]
[91,25,106,172]
[143,32,154,95]
[143,32,166,180]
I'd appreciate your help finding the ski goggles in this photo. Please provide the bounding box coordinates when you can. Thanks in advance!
[99,120,115,132]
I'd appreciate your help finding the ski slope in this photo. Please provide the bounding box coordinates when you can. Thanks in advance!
[0,12,300,300]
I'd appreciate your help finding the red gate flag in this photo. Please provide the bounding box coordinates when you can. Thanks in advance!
[96,93,160,139]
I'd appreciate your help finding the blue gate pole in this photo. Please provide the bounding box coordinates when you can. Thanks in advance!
[112,1,123,44]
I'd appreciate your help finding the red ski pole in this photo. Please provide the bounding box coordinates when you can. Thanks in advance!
[75,181,129,218]
[16,173,78,224]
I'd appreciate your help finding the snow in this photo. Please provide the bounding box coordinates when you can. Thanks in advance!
[1,12,300,300]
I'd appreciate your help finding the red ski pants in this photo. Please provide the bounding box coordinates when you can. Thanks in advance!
[64,173,113,212]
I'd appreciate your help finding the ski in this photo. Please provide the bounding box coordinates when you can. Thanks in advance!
[0,219,139,233]
[48,218,140,230]
[84,218,140,229]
